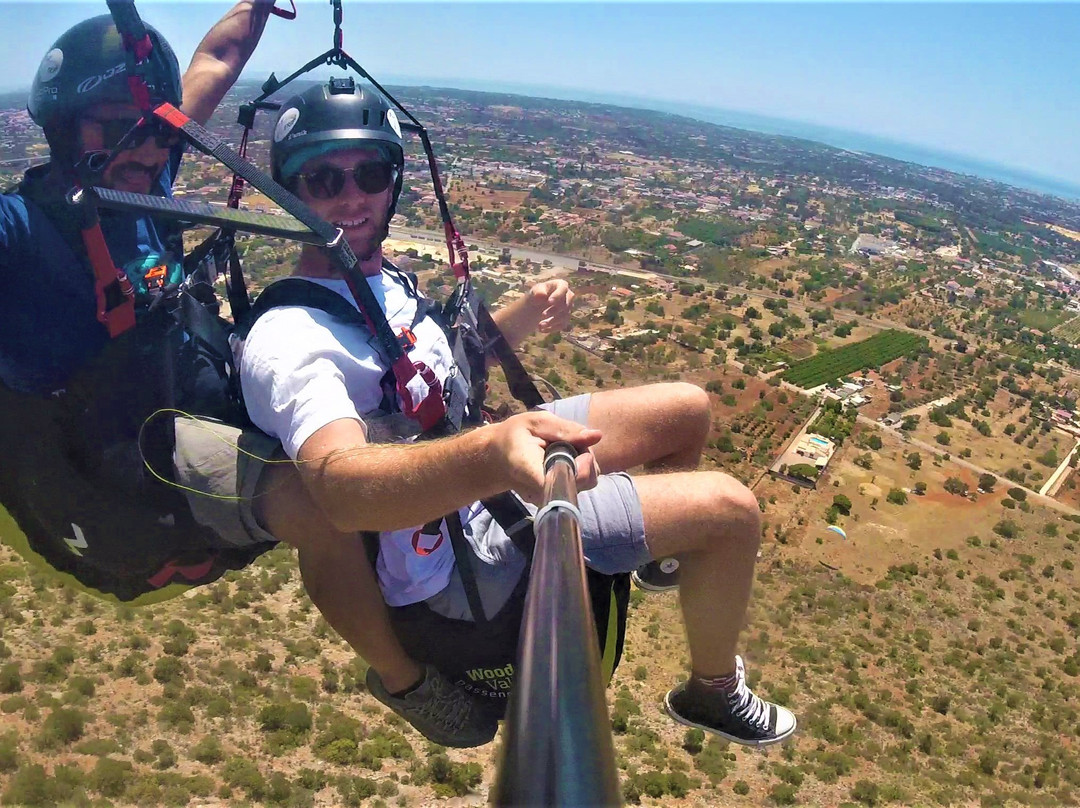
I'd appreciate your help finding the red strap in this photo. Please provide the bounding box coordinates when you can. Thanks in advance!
[81,224,135,338]
[146,556,216,588]
[271,0,297,19]
[443,222,470,282]
[153,102,189,129]
[392,357,446,432]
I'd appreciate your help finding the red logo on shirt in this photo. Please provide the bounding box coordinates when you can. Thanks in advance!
[412,527,444,556]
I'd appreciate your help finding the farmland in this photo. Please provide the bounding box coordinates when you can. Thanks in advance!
[781,330,928,389]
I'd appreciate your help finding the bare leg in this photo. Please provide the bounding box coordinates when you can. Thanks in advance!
[254,461,422,693]
[583,383,710,473]
[633,470,761,676]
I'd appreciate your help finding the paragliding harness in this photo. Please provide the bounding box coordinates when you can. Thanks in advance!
[0,165,275,602]
[237,269,631,719]
[28,0,628,699]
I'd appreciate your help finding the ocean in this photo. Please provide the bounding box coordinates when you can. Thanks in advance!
[388,75,1080,203]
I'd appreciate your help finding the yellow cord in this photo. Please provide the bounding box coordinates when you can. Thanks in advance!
[137,408,295,502]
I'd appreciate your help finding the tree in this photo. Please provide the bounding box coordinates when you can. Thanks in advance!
[907,452,922,470]
[1007,486,1027,502]
[868,434,883,450]
[978,474,996,492]
[901,415,920,431]
[887,488,908,505]
[935,431,951,446]
[913,481,927,496]
[994,520,1020,539]
[833,494,853,515]
[944,477,969,497]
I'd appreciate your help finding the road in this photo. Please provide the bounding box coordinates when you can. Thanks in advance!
[1040,438,1080,497]
[390,225,1080,383]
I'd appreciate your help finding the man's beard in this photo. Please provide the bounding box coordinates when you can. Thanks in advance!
[351,213,391,262]
[104,159,163,191]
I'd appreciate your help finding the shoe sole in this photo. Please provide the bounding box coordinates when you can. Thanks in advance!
[630,572,679,593]
[366,672,497,748]
[663,691,797,747]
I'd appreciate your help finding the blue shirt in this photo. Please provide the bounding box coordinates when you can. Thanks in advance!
[0,149,182,395]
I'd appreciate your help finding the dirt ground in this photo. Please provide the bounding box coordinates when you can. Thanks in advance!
[450,180,531,211]
[767,426,1065,585]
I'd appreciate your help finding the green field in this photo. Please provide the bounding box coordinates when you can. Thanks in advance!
[1053,314,1080,345]
[782,329,928,388]
[1017,308,1071,333]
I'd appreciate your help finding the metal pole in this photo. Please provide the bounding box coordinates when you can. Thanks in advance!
[492,443,622,808]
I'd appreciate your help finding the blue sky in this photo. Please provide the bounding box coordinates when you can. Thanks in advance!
[5,2,1080,192]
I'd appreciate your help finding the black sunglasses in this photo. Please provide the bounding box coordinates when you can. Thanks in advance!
[84,116,182,151]
[297,160,396,200]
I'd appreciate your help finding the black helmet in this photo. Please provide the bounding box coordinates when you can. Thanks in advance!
[28,15,181,163]
[271,77,405,217]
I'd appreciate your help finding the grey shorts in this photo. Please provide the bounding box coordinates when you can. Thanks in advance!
[173,416,280,549]
[424,393,651,621]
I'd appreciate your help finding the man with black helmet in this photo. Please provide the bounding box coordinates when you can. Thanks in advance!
[1,6,501,751]
[237,79,798,748]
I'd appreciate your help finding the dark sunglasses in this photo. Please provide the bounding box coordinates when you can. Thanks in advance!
[84,116,182,151]
[297,161,396,200]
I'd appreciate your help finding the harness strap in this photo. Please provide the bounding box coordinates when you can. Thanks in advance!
[475,303,546,409]
[444,511,488,626]
[81,221,136,338]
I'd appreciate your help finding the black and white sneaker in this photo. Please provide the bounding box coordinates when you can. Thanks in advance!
[631,558,681,592]
[366,665,498,748]
[664,655,796,747]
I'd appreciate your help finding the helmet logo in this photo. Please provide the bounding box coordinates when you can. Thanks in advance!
[77,62,126,94]
[37,48,63,83]
[386,108,402,139]
[274,107,300,142]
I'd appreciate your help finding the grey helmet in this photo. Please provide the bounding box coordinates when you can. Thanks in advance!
[271,77,406,218]
[28,15,182,165]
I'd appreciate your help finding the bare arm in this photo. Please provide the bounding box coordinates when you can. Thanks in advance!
[295,411,601,533]
[489,278,574,352]
[180,0,275,125]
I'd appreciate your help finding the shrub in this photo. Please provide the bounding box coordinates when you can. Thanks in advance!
[0,663,22,695]
[1008,487,1027,502]
[733,779,750,795]
[223,756,267,800]
[1,763,50,806]
[852,779,881,805]
[419,753,483,798]
[153,656,184,684]
[38,707,85,749]
[887,488,908,505]
[682,727,705,754]
[994,520,1020,540]
[833,495,853,515]
[89,756,134,798]
[0,730,17,773]
[190,734,224,764]
[771,782,799,805]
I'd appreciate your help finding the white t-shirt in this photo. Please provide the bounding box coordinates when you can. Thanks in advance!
[235,271,467,607]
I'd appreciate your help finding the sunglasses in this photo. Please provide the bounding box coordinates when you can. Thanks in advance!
[297,160,397,200]
[84,116,182,151]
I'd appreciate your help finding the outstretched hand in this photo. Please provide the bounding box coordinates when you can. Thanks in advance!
[528,279,574,334]
[492,410,601,504]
